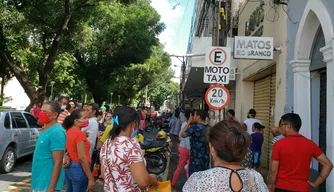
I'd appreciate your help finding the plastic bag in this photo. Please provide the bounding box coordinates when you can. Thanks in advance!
[148,181,172,192]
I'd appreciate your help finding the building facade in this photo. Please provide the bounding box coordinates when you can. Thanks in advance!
[234,0,287,170]
[182,0,213,111]
[286,0,334,190]
[183,0,237,125]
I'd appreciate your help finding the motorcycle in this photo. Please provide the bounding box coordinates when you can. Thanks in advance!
[134,130,171,175]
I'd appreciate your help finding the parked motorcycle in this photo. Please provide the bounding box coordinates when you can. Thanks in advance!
[134,130,171,175]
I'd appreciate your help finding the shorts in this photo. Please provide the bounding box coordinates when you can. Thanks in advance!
[252,151,261,168]
[170,134,180,143]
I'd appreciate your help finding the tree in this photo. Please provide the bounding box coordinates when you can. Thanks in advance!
[108,45,173,105]
[75,0,165,104]
[149,81,179,110]
[0,58,13,105]
[0,0,105,110]
[47,53,88,100]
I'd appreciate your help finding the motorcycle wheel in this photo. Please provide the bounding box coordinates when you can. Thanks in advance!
[145,152,167,175]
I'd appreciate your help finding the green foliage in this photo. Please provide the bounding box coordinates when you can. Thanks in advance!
[76,0,165,104]
[0,0,101,110]
[0,0,176,110]
[148,81,179,110]
[49,53,87,98]
[109,45,173,105]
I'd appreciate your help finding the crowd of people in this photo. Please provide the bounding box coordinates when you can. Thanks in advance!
[29,95,334,192]
[30,96,164,192]
[169,108,334,192]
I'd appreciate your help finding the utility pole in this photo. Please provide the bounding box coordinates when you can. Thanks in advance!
[212,0,228,122]
[210,0,229,169]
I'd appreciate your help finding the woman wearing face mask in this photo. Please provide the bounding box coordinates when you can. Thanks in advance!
[31,101,66,192]
[62,109,95,192]
[100,106,158,191]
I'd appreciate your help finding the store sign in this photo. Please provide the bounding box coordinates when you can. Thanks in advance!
[205,85,231,110]
[234,36,273,60]
[204,47,231,84]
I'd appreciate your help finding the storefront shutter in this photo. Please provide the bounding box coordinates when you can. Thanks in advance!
[253,74,276,170]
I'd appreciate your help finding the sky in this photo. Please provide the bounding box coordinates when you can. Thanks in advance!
[150,0,195,82]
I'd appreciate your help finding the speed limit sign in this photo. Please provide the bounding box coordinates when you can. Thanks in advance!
[205,85,230,110]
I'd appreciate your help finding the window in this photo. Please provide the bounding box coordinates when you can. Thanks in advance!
[4,113,10,129]
[11,112,27,128]
[24,113,40,128]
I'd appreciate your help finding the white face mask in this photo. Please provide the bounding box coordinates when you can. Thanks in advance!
[61,105,67,110]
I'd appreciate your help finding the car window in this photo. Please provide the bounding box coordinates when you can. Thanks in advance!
[24,113,40,128]
[11,112,28,128]
[4,113,10,129]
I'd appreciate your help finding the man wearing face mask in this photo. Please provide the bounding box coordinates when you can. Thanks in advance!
[57,96,69,125]
[82,103,99,157]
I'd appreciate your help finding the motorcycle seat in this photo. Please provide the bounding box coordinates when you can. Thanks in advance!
[140,139,166,149]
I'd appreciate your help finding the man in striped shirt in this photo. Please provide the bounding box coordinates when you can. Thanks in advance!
[57,96,69,125]
[271,120,285,145]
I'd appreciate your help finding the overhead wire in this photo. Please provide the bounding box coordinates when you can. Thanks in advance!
[266,0,280,22]
[176,0,191,37]
[282,4,298,24]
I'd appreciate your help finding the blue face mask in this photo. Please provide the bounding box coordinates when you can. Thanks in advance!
[131,128,138,138]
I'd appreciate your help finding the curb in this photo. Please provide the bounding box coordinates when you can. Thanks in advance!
[162,155,171,181]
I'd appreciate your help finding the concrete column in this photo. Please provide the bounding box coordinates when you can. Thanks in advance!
[290,60,311,139]
[321,41,334,190]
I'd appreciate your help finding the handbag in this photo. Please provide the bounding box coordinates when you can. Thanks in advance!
[246,168,256,192]
[148,181,172,192]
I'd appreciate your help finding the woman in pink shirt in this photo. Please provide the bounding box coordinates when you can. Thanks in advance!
[33,103,41,119]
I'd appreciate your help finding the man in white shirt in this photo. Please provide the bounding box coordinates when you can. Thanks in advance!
[82,103,99,156]
[99,106,107,123]
[179,108,187,124]
[243,109,261,135]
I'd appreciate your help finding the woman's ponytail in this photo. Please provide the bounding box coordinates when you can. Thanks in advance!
[109,115,122,140]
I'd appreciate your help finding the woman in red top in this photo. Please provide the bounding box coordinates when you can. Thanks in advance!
[63,109,95,192]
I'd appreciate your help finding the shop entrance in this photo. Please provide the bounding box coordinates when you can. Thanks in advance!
[310,26,326,191]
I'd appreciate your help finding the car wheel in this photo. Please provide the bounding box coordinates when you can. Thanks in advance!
[0,147,16,173]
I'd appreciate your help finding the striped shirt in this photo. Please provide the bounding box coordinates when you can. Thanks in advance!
[57,109,70,125]
[272,134,285,144]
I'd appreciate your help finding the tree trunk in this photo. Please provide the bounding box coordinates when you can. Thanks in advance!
[128,98,133,105]
[0,1,72,112]
[0,75,5,106]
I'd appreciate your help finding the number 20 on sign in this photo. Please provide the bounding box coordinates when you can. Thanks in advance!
[205,85,231,110]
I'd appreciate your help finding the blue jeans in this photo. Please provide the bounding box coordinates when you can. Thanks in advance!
[252,151,261,168]
[65,161,88,192]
